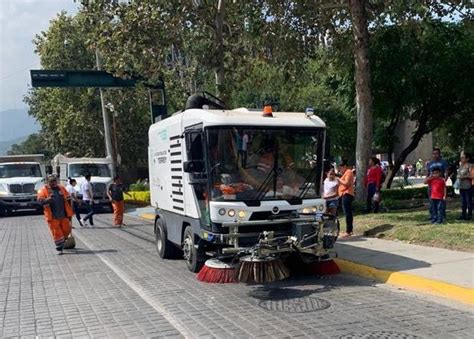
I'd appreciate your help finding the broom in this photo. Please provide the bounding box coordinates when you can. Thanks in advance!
[197,258,237,283]
[304,258,340,275]
[236,255,290,284]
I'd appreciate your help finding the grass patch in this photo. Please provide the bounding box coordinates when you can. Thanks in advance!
[124,191,150,206]
[339,201,474,252]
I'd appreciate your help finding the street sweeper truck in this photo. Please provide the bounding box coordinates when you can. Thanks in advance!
[149,94,339,283]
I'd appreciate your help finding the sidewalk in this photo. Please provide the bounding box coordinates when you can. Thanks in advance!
[335,237,474,304]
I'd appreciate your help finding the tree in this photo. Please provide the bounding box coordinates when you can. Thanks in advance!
[7,133,52,159]
[369,21,474,188]
[25,12,152,178]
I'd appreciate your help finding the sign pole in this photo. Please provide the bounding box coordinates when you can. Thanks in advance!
[95,49,116,177]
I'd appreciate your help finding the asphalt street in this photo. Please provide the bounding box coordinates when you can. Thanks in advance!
[1,212,473,338]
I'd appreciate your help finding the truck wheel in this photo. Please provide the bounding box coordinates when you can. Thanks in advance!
[155,218,179,259]
[182,226,204,273]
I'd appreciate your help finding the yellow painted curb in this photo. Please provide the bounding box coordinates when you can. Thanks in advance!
[334,258,474,305]
[138,213,155,221]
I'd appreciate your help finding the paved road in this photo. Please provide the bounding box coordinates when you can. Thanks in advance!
[1,213,473,338]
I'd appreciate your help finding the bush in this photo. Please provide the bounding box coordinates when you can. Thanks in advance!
[129,179,149,191]
[381,186,454,200]
[124,191,150,205]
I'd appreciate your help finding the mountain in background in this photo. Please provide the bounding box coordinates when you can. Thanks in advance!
[0,136,28,155]
[0,109,40,155]
[0,109,39,142]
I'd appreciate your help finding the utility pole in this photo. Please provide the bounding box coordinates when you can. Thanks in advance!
[95,49,116,177]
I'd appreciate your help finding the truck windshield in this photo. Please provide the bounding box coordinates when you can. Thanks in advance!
[0,164,42,178]
[207,127,324,201]
[69,164,111,177]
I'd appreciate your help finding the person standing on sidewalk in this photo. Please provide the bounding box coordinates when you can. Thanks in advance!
[66,178,83,227]
[426,148,449,220]
[457,152,472,220]
[108,176,125,227]
[424,168,447,224]
[323,167,339,216]
[337,160,355,237]
[365,157,383,213]
[37,175,74,254]
[80,173,94,226]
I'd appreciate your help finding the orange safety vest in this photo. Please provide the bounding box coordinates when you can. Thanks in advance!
[37,185,74,221]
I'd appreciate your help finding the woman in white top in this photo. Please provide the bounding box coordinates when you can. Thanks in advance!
[323,167,339,216]
[66,178,83,227]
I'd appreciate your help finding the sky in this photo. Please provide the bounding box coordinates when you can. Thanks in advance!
[0,0,79,111]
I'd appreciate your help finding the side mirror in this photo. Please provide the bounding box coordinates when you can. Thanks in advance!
[183,160,205,173]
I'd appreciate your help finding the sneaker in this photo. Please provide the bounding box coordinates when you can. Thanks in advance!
[80,219,88,227]
[78,220,84,227]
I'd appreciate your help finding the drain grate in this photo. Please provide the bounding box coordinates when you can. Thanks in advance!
[340,331,421,339]
[258,296,330,313]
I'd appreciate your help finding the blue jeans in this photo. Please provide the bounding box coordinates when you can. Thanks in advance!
[83,200,94,225]
[342,194,354,233]
[72,201,81,222]
[366,183,379,213]
[431,199,445,224]
[460,187,473,218]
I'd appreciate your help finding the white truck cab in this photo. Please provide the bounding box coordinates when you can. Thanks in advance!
[0,154,45,215]
[52,154,113,209]
[149,96,338,273]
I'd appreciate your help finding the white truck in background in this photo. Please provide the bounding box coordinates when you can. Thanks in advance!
[52,154,113,210]
[0,154,46,215]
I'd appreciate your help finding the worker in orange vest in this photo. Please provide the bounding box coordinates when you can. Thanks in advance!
[37,174,74,254]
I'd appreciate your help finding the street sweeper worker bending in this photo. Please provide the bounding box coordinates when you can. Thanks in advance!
[37,174,74,254]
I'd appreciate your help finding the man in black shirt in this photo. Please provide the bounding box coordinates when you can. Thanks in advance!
[108,176,125,227]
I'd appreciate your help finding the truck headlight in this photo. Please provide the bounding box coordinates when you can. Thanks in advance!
[228,209,236,217]
[34,181,44,192]
[0,183,8,196]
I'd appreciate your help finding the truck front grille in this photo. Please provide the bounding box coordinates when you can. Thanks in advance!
[92,183,106,193]
[9,184,35,194]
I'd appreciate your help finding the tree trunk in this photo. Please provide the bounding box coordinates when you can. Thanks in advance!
[385,117,428,189]
[349,0,373,201]
[215,0,225,102]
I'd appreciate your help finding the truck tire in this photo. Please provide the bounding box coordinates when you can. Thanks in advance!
[155,218,179,259]
[182,225,204,273]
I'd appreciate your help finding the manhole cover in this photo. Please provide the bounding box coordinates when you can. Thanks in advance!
[340,331,421,339]
[258,296,330,313]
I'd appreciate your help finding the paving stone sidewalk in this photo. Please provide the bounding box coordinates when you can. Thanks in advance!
[1,213,474,338]
[0,213,182,338]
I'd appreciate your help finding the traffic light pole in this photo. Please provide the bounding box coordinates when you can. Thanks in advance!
[95,49,116,177]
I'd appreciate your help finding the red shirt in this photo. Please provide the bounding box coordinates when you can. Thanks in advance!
[427,177,446,199]
[366,166,383,189]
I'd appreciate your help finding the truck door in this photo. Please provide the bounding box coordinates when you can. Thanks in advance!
[184,125,209,226]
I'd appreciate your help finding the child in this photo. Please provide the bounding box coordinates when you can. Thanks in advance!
[424,167,447,224]
[323,167,339,216]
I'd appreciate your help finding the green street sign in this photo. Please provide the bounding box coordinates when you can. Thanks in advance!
[30,70,137,88]
[30,69,167,123]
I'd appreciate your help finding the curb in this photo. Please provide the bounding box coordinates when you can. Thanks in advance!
[334,258,474,306]
[132,212,474,305]
[138,213,155,221]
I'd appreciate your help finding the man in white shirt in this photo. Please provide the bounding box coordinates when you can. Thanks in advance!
[80,173,94,226]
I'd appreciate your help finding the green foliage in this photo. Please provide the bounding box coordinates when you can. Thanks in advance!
[124,191,150,206]
[128,179,149,192]
[381,186,454,201]
[7,133,52,159]
[25,11,152,175]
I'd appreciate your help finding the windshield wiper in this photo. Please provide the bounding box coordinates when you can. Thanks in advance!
[253,144,280,200]
[297,164,320,199]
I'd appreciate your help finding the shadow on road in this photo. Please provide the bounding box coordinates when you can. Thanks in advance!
[63,248,118,255]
